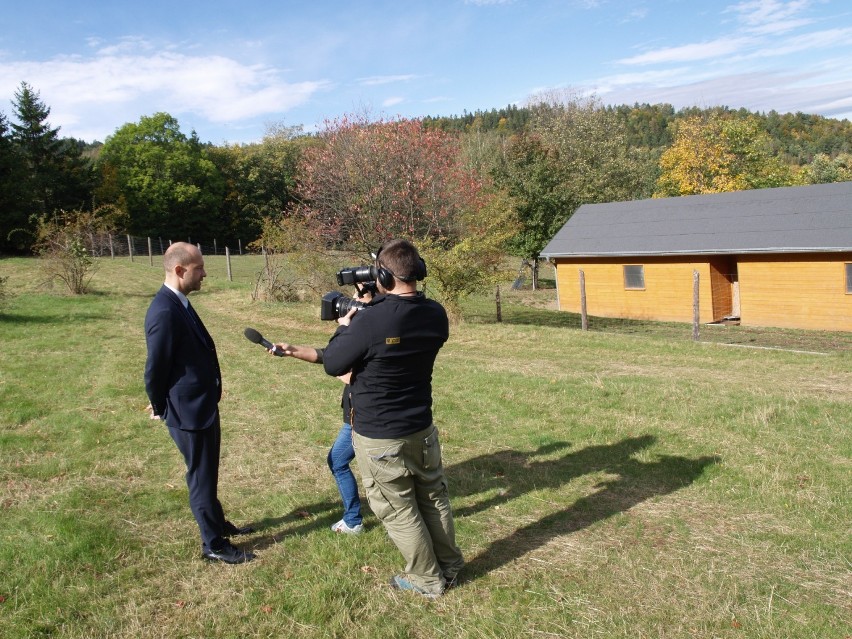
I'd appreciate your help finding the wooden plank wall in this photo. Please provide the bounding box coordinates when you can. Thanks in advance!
[737,253,852,331]
[553,257,717,323]
[553,253,852,331]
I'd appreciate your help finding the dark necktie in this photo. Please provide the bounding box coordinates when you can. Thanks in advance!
[186,301,213,348]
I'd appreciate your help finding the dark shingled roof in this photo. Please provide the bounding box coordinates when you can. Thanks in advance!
[540,181,852,258]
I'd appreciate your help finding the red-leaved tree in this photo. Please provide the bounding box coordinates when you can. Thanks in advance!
[294,114,485,255]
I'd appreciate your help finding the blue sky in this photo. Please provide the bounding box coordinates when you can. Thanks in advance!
[1,0,850,144]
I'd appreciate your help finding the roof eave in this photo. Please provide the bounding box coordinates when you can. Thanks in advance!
[541,247,852,259]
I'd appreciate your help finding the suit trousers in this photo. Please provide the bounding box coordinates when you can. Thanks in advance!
[168,415,226,549]
[353,425,464,595]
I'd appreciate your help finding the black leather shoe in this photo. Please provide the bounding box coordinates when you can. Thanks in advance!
[202,541,256,564]
[223,521,255,536]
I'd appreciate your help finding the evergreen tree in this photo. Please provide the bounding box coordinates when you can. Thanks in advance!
[10,82,63,217]
[2,83,96,252]
[0,111,30,252]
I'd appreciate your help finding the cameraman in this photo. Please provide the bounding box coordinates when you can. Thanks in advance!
[322,239,464,598]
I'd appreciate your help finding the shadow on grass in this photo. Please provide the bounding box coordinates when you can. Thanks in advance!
[247,499,340,551]
[466,304,684,334]
[0,310,112,324]
[449,436,719,584]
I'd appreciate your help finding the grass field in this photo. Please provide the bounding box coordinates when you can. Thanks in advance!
[0,255,849,639]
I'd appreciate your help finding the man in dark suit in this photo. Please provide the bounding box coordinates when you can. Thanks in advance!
[144,242,255,564]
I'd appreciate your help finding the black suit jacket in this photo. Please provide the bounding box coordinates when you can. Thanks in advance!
[144,286,222,431]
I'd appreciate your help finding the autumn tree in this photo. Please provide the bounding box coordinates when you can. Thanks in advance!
[494,92,651,286]
[655,113,793,197]
[265,114,513,318]
[294,115,485,255]
[797,153,852,184]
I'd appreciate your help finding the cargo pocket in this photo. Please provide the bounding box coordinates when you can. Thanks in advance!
[365,442,407,483]
[423,428,441,470]
[360,475,395,521]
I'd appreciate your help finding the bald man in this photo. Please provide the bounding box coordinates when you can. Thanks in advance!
[144,242,255,564]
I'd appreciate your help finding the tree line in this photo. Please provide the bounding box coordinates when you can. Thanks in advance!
[2,82,851,304]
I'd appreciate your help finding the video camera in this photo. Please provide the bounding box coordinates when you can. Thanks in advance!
[320,265,378,321]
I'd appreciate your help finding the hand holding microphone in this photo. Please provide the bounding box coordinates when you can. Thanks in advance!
[243,327,285,356]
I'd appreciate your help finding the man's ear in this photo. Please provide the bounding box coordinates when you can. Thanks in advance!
[174,264,186,277]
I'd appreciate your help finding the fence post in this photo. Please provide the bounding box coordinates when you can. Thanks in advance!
[263,245,271,282]
[214,239,218,255]
[108,234,114,259]
[693,270,700,341]
[127,234,133,262]
[495,285,502,322]
[159,237,164,254]
[579,269,588,331]
[148,237,153,267]
[238,239,242,256]
[226,247,232,282]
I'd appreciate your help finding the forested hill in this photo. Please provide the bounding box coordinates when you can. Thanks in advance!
[424,103,852,165]
[3,79,852,256]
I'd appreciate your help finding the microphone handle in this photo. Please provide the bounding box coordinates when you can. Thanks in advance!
[260,337,285,356]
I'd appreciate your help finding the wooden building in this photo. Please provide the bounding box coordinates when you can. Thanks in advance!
[540,182,852,331]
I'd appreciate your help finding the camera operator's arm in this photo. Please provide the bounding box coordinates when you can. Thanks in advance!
[270,343,353,384]
[323,312,370,377]
[269,343,324,364]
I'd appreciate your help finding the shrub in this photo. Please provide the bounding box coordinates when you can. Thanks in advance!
[34,209,116,294]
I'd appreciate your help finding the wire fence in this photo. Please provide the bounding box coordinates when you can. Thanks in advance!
[88,233,264,284]
[74,234,852,352]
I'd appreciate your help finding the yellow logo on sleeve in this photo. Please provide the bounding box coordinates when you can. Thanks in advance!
[386,337,401,344]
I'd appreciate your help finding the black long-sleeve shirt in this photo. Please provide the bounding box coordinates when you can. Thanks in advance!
[322,293,448,439]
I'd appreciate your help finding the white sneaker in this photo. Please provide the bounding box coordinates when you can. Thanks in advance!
[331,519,364,535]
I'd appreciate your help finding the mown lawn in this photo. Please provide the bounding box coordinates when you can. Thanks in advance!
[0,256,849,638]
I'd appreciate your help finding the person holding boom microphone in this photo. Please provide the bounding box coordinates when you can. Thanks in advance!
[319,239,464,598]
[144,242,255,564]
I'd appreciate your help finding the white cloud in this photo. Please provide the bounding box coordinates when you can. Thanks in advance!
[747,26,852,57]
[621,8,649,23]
[356,74,418,87]
[592,67,697,91]
[463,0,515,5]
[726,0,814,33]
[618,37,754,65]
[382,96,405,107]
[0,40,329,141]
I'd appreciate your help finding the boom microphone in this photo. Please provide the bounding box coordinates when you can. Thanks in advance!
[243,327,285,356]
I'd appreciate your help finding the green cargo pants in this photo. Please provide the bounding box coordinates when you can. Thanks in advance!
[353,425,464,595]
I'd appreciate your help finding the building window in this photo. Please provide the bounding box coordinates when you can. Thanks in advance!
[847,263,852,294]
[624,265,645,290]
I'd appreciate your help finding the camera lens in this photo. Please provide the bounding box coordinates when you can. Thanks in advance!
[320,291,367,321]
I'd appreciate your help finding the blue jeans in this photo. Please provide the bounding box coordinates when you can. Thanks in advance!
[327,423,362,527]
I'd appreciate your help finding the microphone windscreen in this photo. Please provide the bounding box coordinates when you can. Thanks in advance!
[244,327,264,344]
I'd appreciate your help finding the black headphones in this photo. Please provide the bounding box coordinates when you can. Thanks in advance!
[375,242,427,290]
